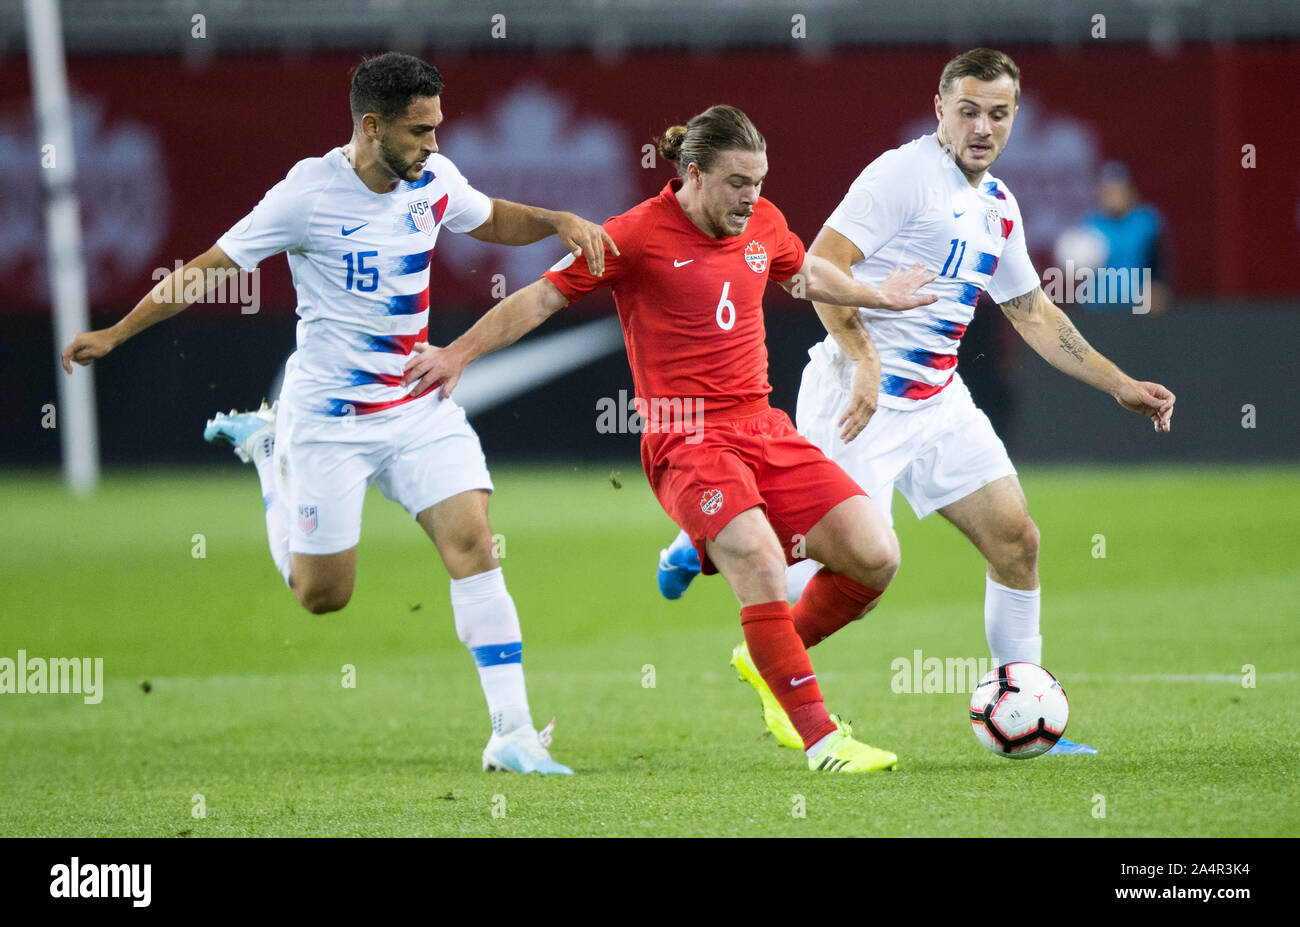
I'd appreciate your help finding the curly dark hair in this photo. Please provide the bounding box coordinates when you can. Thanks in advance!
[349,52,444,125]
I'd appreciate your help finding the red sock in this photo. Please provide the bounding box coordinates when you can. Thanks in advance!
[740,601,838,750]
[791,569,884,648]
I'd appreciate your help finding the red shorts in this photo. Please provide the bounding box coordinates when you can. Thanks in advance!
[641,402,867,575]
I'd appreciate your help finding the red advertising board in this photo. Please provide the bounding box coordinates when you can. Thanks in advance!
[2,44,1297,315]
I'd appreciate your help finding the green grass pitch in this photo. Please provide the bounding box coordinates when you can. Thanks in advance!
[1,463,1297,837]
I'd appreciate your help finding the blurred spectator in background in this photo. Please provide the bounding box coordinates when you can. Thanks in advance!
[1054,161,1170,313]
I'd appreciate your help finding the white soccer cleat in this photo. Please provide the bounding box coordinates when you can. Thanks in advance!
[203,401,277,463]
[482,718,573,775]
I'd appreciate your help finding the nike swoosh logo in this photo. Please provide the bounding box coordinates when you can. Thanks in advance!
[790,674,816,687]
[952,209,966,218]
[673,259,694,267]
[498,649,522,660]
[342,223,368,236]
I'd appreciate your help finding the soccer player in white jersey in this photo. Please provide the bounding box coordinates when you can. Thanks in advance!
[656,48,1175,756]
[61,52,619,775]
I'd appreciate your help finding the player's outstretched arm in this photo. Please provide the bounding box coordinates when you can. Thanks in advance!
[999,287,1175,432]
[793,253,938,312]
[402,277,570,398]
[796,227,885,442]
[468,199,619,276]
[61,244,240,373]
[814,301,882,443]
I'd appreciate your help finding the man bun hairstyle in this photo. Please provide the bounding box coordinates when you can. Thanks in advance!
[655,105,766,177]
[349,51,444,125]
[939,48,1021,102]
[657,124,688,164]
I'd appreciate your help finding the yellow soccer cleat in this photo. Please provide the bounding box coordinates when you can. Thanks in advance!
[808,731,899,773]
[731,642,853,749]
[731,641,806,749]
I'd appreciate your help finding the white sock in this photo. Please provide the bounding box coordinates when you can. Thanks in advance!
[806,731,838,758]
[450,567,533,736]
[251,439,291,587]
[786,558,823,604]
[985,575,1042,666]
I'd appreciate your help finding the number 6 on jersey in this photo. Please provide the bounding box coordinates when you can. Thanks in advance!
[716,281,735,331]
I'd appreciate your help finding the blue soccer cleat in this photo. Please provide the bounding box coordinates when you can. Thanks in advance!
[657,530,701,600]
[482,718,573,775]
[1047,737,1098,755]
[203,401,276,463]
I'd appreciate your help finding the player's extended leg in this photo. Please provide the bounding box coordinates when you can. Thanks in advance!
[656,528,701,600]
[939,475,1096,754]
[205,403,359,615]
[654,492,888,606]
[287,550,356,614]
[708,507,896,772]
[204,403,293,576]
[938,475,1040,664]
[416,489,571,775]
[798,494,900,645]
[731,494,899,750]
[656,531,829,605]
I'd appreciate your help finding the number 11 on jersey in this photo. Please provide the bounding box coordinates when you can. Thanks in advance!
[941,238,967,278]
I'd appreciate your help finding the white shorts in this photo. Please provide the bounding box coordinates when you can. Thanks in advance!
[275,395,494,555]
[795,351,1015,528]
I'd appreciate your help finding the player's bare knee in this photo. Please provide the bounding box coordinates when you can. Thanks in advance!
[715,534,786,595]
[1009,517,1040,567]
[440,529,498,575]
[751,553,789,591]
[447,529,489,558]
[304,593,350,616]
[297,585,351,615]
[720,524,781,562]
[990,517,1039,578]
[731,555,787,602]
[875,530,902,579]
[841,529,900,588]
[855,551,899,588]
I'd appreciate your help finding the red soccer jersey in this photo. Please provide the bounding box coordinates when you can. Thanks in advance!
[543,179,806,419]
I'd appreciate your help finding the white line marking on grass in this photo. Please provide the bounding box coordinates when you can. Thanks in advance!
[1070,672,1299,684]
[795,670,1299,685]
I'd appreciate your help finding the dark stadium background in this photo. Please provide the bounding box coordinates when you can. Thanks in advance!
[2,1,1296,470]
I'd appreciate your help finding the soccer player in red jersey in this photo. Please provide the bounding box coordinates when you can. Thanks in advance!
[402,105,937,772]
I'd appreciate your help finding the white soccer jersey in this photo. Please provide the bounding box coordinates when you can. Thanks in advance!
[217,148,492,418]
[822,133,1040,410]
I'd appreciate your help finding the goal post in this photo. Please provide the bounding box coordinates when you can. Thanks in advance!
[26,0,99,493]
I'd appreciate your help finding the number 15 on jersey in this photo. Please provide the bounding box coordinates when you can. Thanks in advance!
[344,251,379,292]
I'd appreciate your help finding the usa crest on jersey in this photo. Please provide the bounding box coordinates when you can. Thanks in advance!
[983,207,1002,239]
[298,505,318,534]
[408,198,437,235]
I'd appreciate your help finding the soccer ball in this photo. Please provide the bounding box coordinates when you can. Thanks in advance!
[969,662,1069,759]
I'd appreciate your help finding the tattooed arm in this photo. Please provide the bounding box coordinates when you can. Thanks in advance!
[998,287,1176,432]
